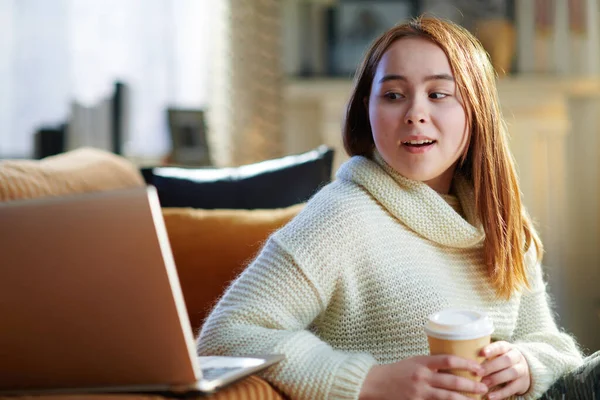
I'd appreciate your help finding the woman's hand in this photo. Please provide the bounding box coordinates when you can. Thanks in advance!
[359,355,488,400]
[480,341,531,399]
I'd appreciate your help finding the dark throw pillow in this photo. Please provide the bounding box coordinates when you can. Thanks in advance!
[141,146,334,209]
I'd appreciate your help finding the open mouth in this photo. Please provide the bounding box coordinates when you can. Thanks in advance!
[401,139,437,148]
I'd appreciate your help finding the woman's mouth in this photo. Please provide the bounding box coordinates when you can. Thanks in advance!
[398,139,437,154]
[401,139,437,147]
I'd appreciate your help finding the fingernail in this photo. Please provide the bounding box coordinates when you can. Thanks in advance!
[487,394,496,400]
[479,384,488,393]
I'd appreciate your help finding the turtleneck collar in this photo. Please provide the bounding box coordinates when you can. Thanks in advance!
[335,152,484,248]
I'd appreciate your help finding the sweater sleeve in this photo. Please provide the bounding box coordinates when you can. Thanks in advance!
[196,236,377,400]
[511,250,584,400]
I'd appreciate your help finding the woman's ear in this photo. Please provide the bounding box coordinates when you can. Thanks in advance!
[363,97,369,109]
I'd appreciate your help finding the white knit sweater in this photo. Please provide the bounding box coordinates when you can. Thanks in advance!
[197,155,583,400]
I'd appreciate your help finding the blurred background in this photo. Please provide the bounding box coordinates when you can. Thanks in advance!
[0,0,598,353]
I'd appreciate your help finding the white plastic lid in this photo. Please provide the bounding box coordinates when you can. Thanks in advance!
[424,309,494,340]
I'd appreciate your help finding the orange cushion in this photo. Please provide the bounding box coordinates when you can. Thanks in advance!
[162,204,304,334]
[0,147,144,202]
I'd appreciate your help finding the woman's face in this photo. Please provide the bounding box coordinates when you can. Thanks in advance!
[367,37,469,194]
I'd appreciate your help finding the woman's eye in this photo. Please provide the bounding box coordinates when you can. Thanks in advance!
[429,92,448,99]
[384,92,403,100]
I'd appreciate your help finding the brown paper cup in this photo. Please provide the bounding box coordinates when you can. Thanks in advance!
[427,334,491,399]
[424,309,494,399]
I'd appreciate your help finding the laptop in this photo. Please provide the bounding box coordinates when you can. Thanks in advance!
[0,186,284,396]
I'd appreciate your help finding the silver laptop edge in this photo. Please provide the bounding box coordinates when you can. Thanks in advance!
[0,354,285,396]
[146,186,202,380]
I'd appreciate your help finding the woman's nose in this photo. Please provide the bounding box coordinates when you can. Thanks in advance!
[405,116,426,124]
[404,100,428,124]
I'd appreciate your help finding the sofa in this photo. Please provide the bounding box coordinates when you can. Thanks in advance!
[0,146,335,400]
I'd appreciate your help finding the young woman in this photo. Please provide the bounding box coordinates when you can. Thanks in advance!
[198,17,597,400]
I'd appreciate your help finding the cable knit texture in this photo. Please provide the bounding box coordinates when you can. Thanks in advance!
[197,154,583,400]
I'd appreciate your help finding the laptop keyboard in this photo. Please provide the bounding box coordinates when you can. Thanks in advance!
[201,366,243,381]
[198,356,267,382]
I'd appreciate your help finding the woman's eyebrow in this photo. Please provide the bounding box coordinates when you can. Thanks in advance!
[378,73,454,84]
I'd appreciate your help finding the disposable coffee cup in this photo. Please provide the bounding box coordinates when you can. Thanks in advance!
[424,309,494,399]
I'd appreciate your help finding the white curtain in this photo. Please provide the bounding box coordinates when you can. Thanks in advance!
[0,0,215,160]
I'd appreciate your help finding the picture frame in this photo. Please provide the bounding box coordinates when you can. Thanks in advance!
[167,108,211,167]
[326,0,419,76]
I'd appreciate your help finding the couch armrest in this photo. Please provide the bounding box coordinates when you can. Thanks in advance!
[0,147,144,202]
[208,375,285,400]
[0,376,284,400]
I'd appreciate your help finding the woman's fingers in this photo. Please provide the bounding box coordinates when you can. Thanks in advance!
[481,341,512,359]
[425,355,484,376]
[486,379,522,400]
[428,387,479,400]
[429,371,488,394]
[481,348,521,376]
[475,341,531,398]
[481,363,525,388]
